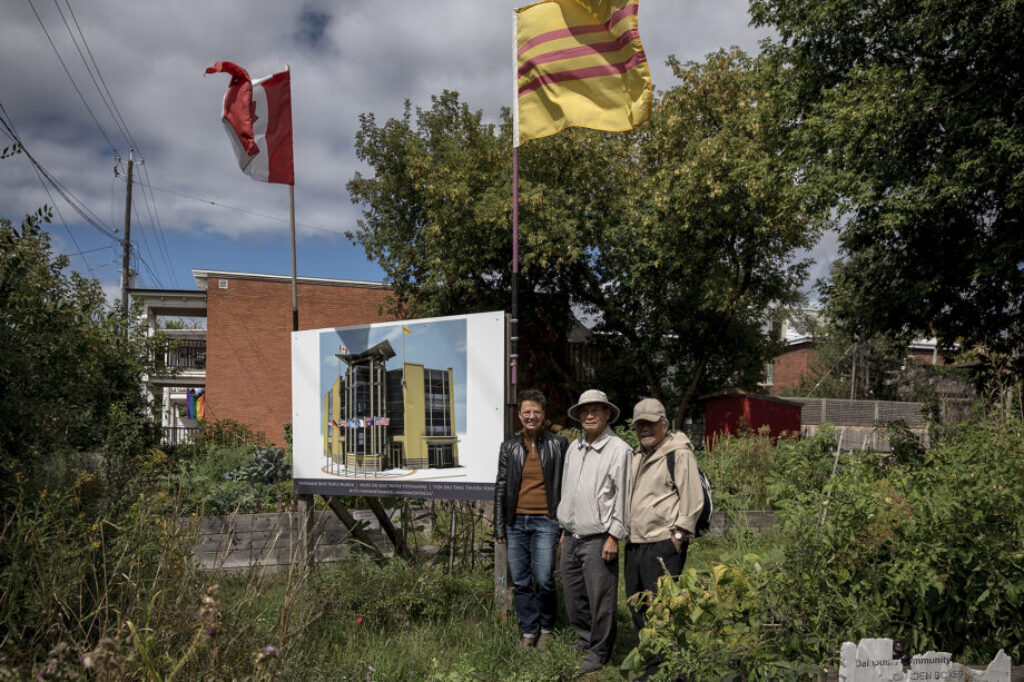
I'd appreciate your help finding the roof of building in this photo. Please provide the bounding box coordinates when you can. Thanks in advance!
[191,268,389,290]
[697,389,803,407]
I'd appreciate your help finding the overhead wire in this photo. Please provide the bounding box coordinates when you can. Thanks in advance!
[58,0,178,285]
[137,180,348,237]
[51,0,130,146]
[25,0,117,155]
[131,191,166,289]
[0,105,96,274]
[0,97,119,242]
[134,163,176,279]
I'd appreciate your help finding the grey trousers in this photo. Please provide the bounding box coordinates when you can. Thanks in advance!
[561,534,618,664]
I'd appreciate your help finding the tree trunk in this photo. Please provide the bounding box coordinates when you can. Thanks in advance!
[675,355,709,428]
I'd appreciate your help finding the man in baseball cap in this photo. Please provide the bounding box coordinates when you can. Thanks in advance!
[557,389,631,674]
[625,397,705,680]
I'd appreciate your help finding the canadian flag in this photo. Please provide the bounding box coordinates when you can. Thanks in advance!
[205,61,294,185]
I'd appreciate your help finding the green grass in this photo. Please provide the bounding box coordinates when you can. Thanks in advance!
[197,527,781,682]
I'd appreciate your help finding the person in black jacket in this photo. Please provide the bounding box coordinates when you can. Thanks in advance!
[494,389,568,650]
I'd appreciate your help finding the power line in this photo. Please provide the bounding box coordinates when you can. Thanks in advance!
[131,192,165,289]
[135,163,176,281]
[0,98,118,241]
[65,244,116,258]
[137,181,349,236]
[63,1,136,151]
[25,0,117,155]
[58,0,178,285]
[52,0,131,146]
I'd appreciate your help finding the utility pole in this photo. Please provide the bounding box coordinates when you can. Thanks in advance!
[120,148,134,326]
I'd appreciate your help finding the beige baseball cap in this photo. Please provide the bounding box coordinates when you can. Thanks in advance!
[632,397,667,423]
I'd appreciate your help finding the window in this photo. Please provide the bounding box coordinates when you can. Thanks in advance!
[386,370,404,435]
[423,369,451,436]
[428,443,454,468]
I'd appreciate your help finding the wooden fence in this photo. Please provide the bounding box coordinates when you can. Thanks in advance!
[194,509,386,570]
[193,509,776,571]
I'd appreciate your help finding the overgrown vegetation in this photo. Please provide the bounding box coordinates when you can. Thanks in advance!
[5,400,1021,679]
[633,415,1024,680]
[162,420,294,516]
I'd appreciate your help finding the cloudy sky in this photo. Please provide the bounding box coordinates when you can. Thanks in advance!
[0,0,838,302]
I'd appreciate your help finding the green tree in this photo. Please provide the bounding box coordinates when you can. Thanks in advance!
[347,50,828,421]
[751,0,1024,376]
[0,208,155,504]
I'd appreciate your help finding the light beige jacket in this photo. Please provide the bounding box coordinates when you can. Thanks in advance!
[557,427,631,540]
[627,431,704,542]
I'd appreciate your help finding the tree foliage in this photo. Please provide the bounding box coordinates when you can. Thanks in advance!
[0,209,154,504]
[347,50,828,420]
[751,0,1024,375]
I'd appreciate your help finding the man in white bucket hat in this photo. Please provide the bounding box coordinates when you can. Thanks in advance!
[557,389,631,674]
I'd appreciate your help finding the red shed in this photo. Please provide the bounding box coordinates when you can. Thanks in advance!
[700,390,801,448]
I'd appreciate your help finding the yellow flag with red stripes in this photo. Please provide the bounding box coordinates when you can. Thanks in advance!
[514,0,652,146]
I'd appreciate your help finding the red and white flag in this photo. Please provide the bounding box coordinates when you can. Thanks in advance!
[205,61,294,185]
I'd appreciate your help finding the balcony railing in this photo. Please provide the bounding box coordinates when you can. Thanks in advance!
[154,338,206,371]
[162,426,200,445]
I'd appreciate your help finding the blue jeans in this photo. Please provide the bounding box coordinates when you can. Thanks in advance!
[505,514,560,636]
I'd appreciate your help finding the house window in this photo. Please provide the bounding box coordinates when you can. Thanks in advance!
[423,369,451,436]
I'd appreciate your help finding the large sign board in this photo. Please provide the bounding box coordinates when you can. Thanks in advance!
[291,311,504,499]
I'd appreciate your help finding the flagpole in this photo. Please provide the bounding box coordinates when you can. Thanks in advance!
[510,11,520,412]
[290,184,298,332]
[511,146,519,400]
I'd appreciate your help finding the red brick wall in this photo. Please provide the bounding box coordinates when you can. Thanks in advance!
[206,277,395,445]
[769,343,817,395]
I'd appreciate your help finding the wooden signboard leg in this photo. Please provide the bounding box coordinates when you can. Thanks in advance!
[297,493,315,571]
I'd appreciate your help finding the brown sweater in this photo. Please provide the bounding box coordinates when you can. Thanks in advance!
[515,436,548,514]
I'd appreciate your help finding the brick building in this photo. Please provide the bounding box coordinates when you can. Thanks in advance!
[134,269,394,446]
[763,313,949,396]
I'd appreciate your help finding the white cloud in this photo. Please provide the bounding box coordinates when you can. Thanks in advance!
[1,0,770,293]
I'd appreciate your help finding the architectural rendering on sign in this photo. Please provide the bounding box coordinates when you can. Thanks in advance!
[321,338,460,474]
[291,311,505,500]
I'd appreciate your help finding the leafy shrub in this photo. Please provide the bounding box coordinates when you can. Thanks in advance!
[162,422,292,515]
[764,424,840,505]
[694,425,838,512]
[624,553,822,681]
[769,415,1024,664]
[699,426,776,511]
[224,447,291,485]
[627,416,1024,675]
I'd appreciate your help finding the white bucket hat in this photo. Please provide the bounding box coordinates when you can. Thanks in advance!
[567,389,620,424]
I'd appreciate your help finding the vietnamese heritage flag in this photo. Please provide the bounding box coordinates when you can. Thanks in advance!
[205,61,294,185]
[513,0,651,146]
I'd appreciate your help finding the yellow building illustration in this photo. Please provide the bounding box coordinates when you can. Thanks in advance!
[321,339,459,473]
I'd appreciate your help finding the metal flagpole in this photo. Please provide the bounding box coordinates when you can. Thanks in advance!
[511,146,519,400]
[290,184,298,332]
[496,11,517,618]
